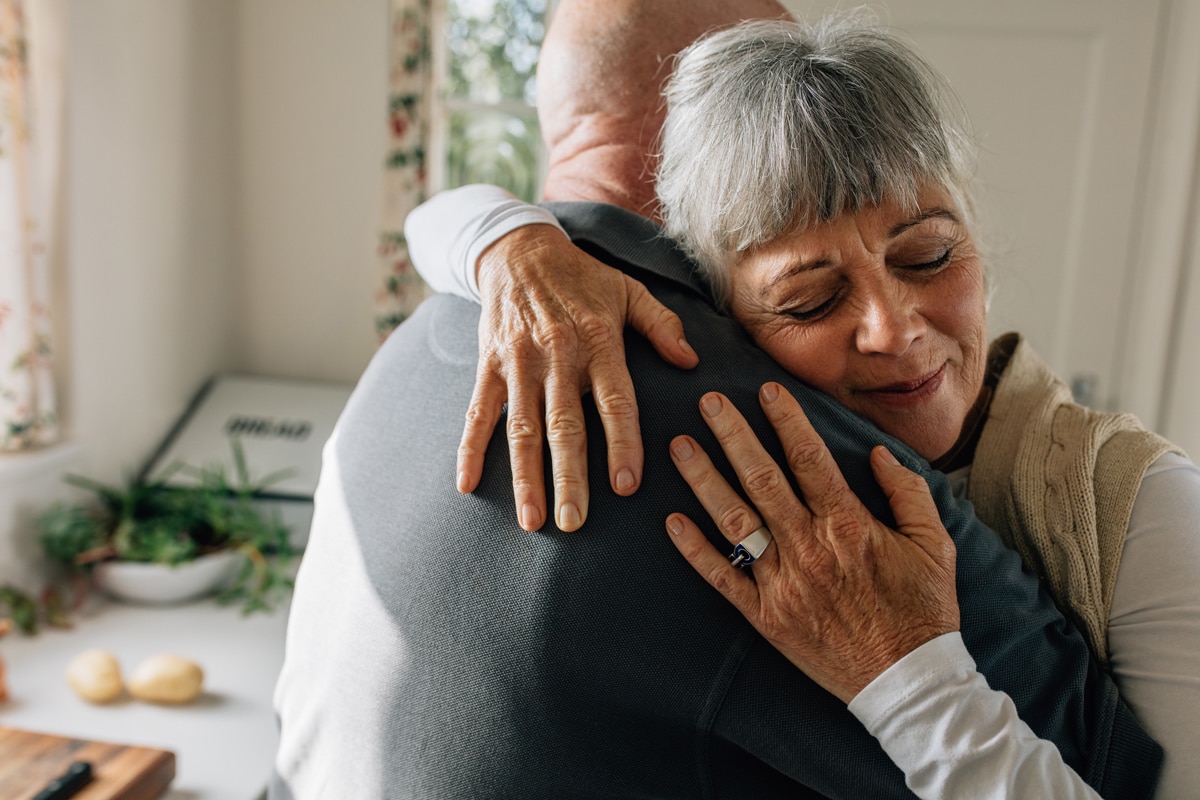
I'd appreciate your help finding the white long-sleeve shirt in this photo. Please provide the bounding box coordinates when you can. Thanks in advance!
[408,184,565,303]
[404,184,1200,799]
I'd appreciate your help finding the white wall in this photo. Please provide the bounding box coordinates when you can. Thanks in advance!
[67,0,239,482]
[235,0,388,383]
[0,0,387,589]
[64,0,387,477]
[65,0,387,478]
[1163,188,1200,458]
[1150,1,1200,460]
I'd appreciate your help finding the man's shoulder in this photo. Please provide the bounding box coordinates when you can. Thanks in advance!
[542,201,709,298]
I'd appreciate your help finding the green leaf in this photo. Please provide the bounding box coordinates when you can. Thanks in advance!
[38,503,106,567]
[0,585,39,635]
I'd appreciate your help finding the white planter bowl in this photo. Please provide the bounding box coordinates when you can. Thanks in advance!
[94,550,243,606]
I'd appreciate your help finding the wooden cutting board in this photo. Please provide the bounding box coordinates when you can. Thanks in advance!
[0,726,175,800]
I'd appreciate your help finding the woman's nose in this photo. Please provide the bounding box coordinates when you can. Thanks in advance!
[855,285,926,356]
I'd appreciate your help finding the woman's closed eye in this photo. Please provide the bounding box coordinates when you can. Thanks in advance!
[783,286,845,322]
[894,248,953,274]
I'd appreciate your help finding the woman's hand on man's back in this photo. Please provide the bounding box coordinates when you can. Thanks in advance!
[665,383,960,702]
[460,224,699,531]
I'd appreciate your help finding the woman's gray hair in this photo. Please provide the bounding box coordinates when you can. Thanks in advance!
[657,13,977,305]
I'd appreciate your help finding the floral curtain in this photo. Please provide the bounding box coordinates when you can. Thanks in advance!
[0,0,60,451]
[374,0,432,339]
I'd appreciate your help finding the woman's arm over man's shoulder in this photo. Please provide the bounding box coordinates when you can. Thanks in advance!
[404,184,565,301]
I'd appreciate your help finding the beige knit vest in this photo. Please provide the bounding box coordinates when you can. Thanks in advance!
[965,334,1184,665]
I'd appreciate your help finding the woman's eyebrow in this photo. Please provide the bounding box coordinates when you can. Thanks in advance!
[889,208,960,238]
[759,258,834,297]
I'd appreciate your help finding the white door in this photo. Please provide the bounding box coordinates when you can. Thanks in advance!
[782,0,1167,414]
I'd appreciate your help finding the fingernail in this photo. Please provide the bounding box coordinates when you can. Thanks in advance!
[671,438,694,461]
[558,502,582,531]
[760,382,779,403]
[456,471,470,493]
[616,468,637,493]
[520,503,539,530]
[877,446,900,466]
[700,394,722,418]
[666,516,684,536]
[678,338,696,358]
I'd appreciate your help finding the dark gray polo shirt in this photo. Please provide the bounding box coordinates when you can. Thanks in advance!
[270,202,1160,799]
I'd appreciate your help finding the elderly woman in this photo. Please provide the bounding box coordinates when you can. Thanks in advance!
[406,13,1200,798]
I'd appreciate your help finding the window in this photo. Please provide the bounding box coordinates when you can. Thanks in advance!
[430,0,555,202]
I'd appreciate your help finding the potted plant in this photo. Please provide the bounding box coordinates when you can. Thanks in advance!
[38,440,294,614]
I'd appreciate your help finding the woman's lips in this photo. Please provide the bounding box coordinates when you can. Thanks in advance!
[861,363,947,406]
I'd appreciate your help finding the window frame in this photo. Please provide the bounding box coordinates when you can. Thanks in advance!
[426,0,556,201]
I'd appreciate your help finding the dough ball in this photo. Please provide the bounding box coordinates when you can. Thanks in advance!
[128,654,204,704]
[67,649,124,703]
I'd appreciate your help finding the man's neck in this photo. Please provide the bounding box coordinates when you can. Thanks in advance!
[541,114,661,222]
[542,164,660,223]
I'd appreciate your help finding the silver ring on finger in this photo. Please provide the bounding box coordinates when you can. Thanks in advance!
[728,526,773,568]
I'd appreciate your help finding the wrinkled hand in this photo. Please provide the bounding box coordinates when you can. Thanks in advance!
[460,224,699,532]
[666,383,959,703]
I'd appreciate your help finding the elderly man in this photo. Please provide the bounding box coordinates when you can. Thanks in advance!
[268,2,1161,798]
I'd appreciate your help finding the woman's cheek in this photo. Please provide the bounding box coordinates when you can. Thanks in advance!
[758,322,848,398]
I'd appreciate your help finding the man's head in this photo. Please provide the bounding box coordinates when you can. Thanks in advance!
[536,0,792,221]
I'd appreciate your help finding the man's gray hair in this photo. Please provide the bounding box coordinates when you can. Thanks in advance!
[657,13,977,305]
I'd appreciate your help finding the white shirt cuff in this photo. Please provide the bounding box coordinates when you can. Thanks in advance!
[404,184,565,303]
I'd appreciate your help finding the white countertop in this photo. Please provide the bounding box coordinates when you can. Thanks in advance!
[1,594,291,799]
